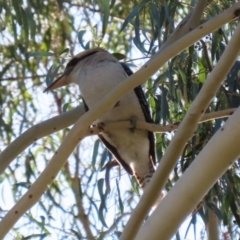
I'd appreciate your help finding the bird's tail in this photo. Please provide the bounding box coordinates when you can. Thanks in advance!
[135,170,155,189]
[135,167,164,209]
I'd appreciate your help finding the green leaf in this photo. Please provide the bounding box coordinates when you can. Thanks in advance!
[11,18,18,48]
[198,58,206,83]
[97,178,108,227]
[97,178,106,203]
[0,60,13,78]
[56,0,63,10]
[100,149,110,170]
[85,41,90,50]
[100,0,110,37]
[133,13,148,53]
[211,32,218,62]
[78,30,87,49]
[59,48,69,56]
[20,7,29,43]
[178,68,187,84]
[92,139,100,171]
[112,53,126,60]
[43,28,52,51]
[45,64,61,87]
[28,52,55,58]
[160,87,169,123]
[12,0,22,25]
[45,64,54,86]
[62,103,69,112]
[116,179,124,214]
[24,7,36,39]
[109,0,116,9]
[71,229,82,238]
[121,5,139,32]
[114,231,122,238]
[130,176,140,195]
[229,193,240,225]
[99,201,108,228]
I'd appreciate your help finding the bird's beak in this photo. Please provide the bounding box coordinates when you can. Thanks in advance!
[43,73,71,93]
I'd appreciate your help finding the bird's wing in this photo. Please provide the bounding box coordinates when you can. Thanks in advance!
[82,62,156,175]
[120,62,156,166]
[82,97,134,175]
[98,135,134,175]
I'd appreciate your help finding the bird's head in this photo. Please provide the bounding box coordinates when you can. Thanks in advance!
[43,47,107,92]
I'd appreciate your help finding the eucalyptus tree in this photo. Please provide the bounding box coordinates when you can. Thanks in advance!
[1,0,240,239]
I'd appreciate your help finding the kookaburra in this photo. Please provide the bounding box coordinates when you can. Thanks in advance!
[44,48,156,190]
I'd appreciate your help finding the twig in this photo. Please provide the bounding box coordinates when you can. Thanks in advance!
[87,108,236,136]
[98,213,131,239]
[72,177,95,240]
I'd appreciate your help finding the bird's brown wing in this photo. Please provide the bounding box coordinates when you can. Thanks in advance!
[82,97,134,175]
[120,62,156,166]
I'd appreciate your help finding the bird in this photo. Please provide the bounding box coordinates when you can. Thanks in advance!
[44,48,156,191]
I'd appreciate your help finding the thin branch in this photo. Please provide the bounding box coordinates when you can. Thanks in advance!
[98,213,131,239]
[87,108,236,135]
[133,20,240,240]
[72,178,95,240]
[62,157,94,239]
[0,3,239,238]
[198,108,235,122]
[0,105,85,175]
[207,207,220,240]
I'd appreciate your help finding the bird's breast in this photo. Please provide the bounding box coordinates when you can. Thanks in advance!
[76,61,146,123]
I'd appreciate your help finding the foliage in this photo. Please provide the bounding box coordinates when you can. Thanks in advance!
[0,0,240,239]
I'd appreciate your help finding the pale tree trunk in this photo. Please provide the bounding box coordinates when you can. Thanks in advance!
[207,208,220,240]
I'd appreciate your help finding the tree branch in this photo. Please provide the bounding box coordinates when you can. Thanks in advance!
[87,108,235,135]
[133,21,240,240]
[207,207,220,240]
[0,2,239,237]
[72,178,95,240]
[61,158,95,239]
[0,106,85,175]
[120,4,240,239]
[135,106,240,239]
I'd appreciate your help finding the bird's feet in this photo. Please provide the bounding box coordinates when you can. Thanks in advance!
[130,116,138,132]
[92,121,105,133]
